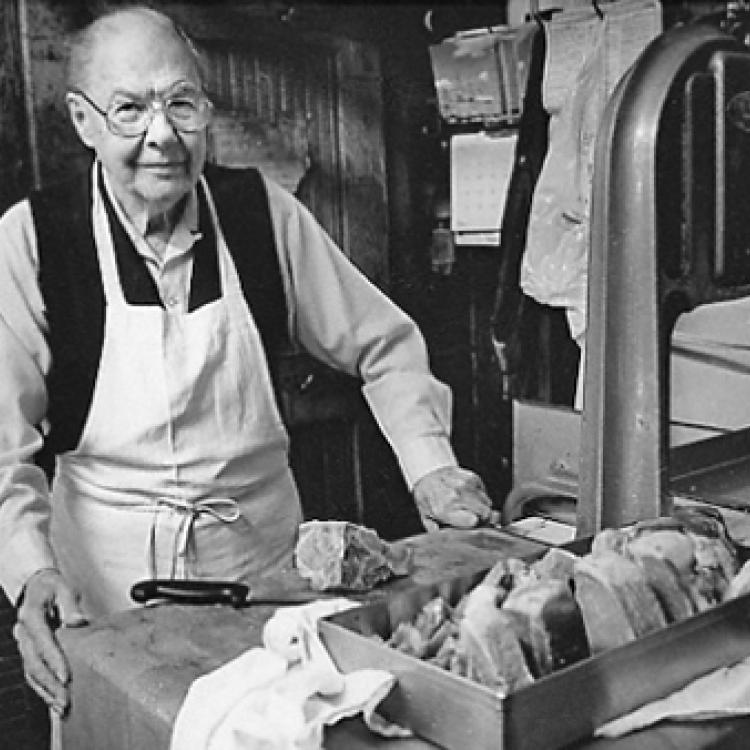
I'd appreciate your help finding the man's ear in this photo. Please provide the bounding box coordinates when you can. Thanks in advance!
[65,92,98,148]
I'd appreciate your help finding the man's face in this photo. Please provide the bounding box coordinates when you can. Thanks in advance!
[66,18,207,219]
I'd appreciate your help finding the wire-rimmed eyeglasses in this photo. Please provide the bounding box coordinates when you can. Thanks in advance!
[71,83,214,138]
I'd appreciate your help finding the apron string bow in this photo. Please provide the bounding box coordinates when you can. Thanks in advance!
[149,496,242,579]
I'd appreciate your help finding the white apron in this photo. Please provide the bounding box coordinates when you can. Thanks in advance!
[49,178,302,618]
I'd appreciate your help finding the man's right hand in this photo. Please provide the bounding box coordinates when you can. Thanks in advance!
[13,568,87,715]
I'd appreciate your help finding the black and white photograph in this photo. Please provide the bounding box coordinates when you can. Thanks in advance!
[2,1,750,749]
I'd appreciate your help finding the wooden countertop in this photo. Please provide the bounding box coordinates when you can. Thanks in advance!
[57,520,750,750]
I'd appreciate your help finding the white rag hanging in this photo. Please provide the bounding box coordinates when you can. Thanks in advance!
[170,599,411,750]
[596,655,750,738]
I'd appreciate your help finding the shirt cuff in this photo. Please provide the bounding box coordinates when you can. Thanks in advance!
[395,435,458,491]
[0,531,57,606]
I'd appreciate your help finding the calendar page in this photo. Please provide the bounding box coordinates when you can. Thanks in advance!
[450,131,517,234]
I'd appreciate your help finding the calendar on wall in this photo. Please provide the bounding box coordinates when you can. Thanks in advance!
[450,131,517,245]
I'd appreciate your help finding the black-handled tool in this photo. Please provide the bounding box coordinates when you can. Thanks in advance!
[130,579,326,608]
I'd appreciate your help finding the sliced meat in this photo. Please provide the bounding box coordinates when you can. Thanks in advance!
[503,579,589,676]
[573,562,635,654]
[626,529,696,578]
[672,506,740,588]
[590,527,631,557]
[634,554,697,623]
[573,552,666,653]
[725,559,750,600]
[531,547,578,585]
[482,556,536,590]
[456,605,535,694]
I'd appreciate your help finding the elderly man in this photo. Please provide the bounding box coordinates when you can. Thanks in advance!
[0,5,492,716]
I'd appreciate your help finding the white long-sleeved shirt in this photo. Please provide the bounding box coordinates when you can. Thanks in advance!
[0,167,457,603]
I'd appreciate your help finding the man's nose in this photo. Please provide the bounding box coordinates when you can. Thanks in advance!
[144,107,179,142]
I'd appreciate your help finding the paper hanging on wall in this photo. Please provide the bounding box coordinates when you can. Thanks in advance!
[450,131,517,238]
[429,27,532,126]
[430,32,506,123]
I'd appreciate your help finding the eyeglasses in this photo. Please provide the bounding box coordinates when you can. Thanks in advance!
[72,83,213,138]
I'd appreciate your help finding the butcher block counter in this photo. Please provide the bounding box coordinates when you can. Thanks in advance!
[58,523,750,750]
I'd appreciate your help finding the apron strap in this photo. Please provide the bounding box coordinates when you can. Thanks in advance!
[149,497,242,579]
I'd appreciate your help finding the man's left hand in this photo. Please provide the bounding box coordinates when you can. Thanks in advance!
[413,466,494,532]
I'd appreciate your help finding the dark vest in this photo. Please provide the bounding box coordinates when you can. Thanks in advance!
[28,163,288,478]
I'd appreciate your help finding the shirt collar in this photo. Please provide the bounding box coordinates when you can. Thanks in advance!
[99,163,201,265]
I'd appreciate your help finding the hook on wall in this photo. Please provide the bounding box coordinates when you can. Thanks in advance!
[591,0,604,21]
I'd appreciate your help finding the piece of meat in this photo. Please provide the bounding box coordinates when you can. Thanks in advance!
[430,632,459,670]
[685,531,736,601]
[482,556,536,589]
[573,552,667,654]
[622,525,713,611]
[387,621,427,657]
[412,596,453,639]
[626,528,696,578]
[590,527,631,557]
[633,554,697,623]
[502,579,589,676]
[612,518,732,611]
[725,559,750,600]
[531,547,578,584]
[688,563,728,609]
[573,569,635,654]
[387,597,454,658]
[672,506,740,587]
[454,558,530,621]
[456,603,534,695]
[388,617,455,660]
[460,581,506,624]
[294,520,411,591]
[445,564,537,693]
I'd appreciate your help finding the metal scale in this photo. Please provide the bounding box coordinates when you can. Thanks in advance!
[507,9,750,535]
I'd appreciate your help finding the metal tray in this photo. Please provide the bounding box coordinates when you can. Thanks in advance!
[319,569,750,750]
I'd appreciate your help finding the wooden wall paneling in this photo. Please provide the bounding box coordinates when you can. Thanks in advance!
[18,0,91,187]
[0,0,32,210]
[296,45,341,250]
[335,37,388,287]
[201,38,335,231]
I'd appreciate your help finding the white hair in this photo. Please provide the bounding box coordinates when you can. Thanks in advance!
[65,4,206,91]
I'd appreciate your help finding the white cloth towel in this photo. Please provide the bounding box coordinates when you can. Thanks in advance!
[170,599,410,750]
[596,656,750,738]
